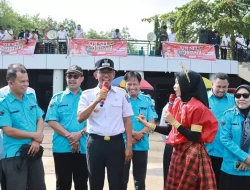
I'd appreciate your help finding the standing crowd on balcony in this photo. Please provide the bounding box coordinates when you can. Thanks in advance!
[1,24,250,61]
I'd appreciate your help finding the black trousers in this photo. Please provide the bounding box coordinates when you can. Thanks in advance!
[163,144,173,186]
[220,171,250,190]
[0,160,7,190]
[2,157,46,190]
[58,42,67,54]
[237,48,243,62]
[215,46,219,59]
[53,153,88,190]
[123,151,148,190]
[87,134,125,190]
[156,43,162,56]
[221,48,227,59]
[210,156,223,189]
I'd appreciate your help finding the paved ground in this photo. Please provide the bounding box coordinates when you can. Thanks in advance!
[42,125,165,190]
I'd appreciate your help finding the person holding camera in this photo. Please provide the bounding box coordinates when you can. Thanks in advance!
[0,64,46,190]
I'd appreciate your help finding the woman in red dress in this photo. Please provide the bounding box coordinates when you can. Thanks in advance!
[138,69,218,190]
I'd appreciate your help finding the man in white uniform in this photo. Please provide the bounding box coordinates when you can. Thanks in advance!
[77,58,133,190]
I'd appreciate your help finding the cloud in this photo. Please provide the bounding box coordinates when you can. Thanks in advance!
[9,0,191,40]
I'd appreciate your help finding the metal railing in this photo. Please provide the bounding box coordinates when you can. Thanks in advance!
[20,39,249,61]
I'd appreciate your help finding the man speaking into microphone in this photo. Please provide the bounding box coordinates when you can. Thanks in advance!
[77,58,134,190]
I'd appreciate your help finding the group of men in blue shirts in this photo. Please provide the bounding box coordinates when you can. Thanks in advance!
[0,61,159,190]
[0,60,237,190]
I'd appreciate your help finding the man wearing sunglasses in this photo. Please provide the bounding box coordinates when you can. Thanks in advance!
[206,73,235,188]
[77,58,133,190]
[45,65,88,190]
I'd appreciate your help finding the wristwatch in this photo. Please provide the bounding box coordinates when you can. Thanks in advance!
[81,130,86,136]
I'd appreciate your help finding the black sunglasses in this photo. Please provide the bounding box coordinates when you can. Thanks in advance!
[66,74,81,79]
[235,93,250,99]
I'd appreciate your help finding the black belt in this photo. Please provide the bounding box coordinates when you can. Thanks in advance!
[89,133,123,141]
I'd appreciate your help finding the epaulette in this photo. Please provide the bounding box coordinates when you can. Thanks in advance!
[51,91,64,99]
[223,106,236,115]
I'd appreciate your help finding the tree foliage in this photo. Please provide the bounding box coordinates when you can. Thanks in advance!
[142,0,250,42]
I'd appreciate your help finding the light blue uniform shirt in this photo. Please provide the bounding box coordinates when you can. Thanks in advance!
[220,107,250,176]
[45,88,87,154]
[0,93,44,158]
[206,91,235,157]
[124,93,158,151]
[0,86,37,160]
[0,130,3,159]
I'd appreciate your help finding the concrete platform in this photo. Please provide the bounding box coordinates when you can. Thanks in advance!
[42,126,165,190]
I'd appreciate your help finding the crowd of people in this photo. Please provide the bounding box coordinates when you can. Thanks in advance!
[0,24,123,54]
[211,31,250,63]
[2,24,250,62]
[0,60,250,190]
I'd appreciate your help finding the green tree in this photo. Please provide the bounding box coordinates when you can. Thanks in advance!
[142,0,250,42]
[154,15,160,49]
[85,29,111,39]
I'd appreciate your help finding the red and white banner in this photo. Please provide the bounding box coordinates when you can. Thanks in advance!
[0,39,36,55]
[162,42,216,61]
[68,39,127,56]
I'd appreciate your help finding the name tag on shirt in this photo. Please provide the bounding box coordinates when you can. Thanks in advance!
[29,105,36,110]
[58,104,68,108]
[10,110,20,114]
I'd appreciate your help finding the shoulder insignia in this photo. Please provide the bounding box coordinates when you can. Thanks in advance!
[220,121,226,126]
[0,110,5,116]
[125,94,130,103]
[151,105,156,112]
[29,105,37,110]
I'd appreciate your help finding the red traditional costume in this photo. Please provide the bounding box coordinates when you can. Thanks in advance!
[165,97,218,190]
[137,69,218,190]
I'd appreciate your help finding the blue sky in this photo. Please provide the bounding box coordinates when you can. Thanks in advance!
[9,0,191,40]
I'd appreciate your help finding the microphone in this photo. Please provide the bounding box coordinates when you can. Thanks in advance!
[165,94,176,123]
[100,81,109,107]
[168,94,176,113]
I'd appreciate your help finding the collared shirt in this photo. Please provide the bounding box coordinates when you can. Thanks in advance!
[0,86,37,160]
[159,32,168,41]
[45,88,87,154]
[235,37,245,49]
[74,28,84,38]
[124,93,158,151]
[0,93,44,158]
[205,91,235,157]
[221,107,250,176]
[211,35,220,45]
[112,32,122,39]
[168,33,176,42]
[221,35,231,49]
[0,131,3,159]
[23,33,32,39]
[0,86,36,100]
[57,30,67,42]
[3,29,13,41]
[78,86,133,136]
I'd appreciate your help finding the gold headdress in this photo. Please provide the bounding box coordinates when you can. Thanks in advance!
[180,62,190,83]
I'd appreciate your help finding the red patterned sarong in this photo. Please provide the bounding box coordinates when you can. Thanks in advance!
[165,142,217,190]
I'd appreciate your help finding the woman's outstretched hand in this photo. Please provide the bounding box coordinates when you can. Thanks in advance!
[137,114,146,124]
